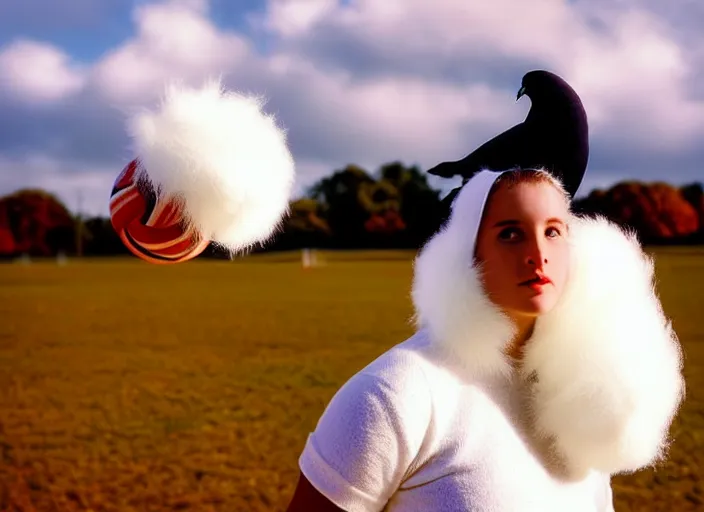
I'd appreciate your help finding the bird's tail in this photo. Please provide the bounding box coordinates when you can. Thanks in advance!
[426,161,459,178]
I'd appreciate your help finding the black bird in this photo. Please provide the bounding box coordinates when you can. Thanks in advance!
[428,70,589,205]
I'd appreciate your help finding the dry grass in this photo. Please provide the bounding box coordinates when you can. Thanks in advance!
[0,248,701,511]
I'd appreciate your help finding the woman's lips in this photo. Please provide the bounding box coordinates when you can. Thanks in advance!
[520,274,552,291]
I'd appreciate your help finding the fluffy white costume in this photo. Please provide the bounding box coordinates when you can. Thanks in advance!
[299,169,685,512]
[412,169,685,478]
[127,80,295,253]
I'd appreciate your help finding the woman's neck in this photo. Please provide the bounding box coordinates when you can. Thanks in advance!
[505,316,536,361]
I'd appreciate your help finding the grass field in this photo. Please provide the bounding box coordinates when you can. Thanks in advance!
[0,248,702,511]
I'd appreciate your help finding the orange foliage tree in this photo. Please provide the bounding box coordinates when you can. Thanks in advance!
[0,189,77,256]
[574,182,701,243]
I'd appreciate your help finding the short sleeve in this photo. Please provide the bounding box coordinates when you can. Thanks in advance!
[596,474,615,512]
[299,371,431,512]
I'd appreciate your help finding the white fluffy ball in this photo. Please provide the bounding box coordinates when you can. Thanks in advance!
[127,79,296,254]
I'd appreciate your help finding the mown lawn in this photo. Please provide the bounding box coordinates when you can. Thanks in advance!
[0,248,702,511]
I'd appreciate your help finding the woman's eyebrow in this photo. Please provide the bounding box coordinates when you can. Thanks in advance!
[492,219,520,228]
[492,218,566,228]
[546,217,567,226]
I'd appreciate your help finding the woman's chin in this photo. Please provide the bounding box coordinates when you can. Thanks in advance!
[513,289,560,317]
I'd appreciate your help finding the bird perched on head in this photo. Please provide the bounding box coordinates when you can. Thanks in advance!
[428,70,589,208]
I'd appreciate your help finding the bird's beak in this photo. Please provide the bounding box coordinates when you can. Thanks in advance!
[516,86,526,102]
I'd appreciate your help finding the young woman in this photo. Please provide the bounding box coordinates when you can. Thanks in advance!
[286,168,685,512]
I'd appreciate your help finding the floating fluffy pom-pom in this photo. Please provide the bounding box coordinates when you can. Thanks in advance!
[110,80,296,263]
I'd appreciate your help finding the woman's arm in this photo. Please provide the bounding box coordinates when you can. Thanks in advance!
[288,368,431,512]
[601,476,615,512]
[286,471,346,512]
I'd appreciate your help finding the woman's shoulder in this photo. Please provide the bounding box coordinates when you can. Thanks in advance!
[313,331,438,441]
[353,331,437,392]
[297,332,435,511]
[313,329,438,418]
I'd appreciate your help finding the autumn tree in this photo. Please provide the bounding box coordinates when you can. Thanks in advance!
[305,161,444,248]
[573,182,700,243]
[264,198,333,251]
[0,189,77,256]
[306,164,379,247]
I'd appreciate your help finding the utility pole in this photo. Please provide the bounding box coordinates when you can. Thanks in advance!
[75,189,83,258]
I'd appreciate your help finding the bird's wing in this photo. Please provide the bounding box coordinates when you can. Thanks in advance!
[427,123,530,179]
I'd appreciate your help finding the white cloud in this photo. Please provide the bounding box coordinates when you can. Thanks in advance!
[85,0,519,203]
[260,0,704,153]
[261,0,583,64]
[91,0,251,105]
[0,154,117,216]
[0,40,86,103]
[258,0,335,37]
[264,52,519,167]
[1,0,703,218]
[564,8,704,150]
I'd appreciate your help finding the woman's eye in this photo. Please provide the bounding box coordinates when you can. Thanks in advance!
[498,227,521,241]
[546,226,561,238]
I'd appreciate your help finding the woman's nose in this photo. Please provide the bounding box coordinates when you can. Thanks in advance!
[524,239,548,268]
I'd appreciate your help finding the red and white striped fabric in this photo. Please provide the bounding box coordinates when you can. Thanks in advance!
[109,159,210,264]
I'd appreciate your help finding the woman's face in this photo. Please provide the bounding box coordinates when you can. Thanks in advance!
[474,179,571,320]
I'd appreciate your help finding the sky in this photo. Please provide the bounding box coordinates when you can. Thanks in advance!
[0,0,702,216]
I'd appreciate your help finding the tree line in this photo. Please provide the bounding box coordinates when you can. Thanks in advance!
[1,161,703,259]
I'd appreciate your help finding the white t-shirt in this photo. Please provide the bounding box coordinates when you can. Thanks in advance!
[299,331,614,512]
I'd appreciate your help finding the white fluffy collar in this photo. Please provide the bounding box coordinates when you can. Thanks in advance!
[411,208,685,478]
